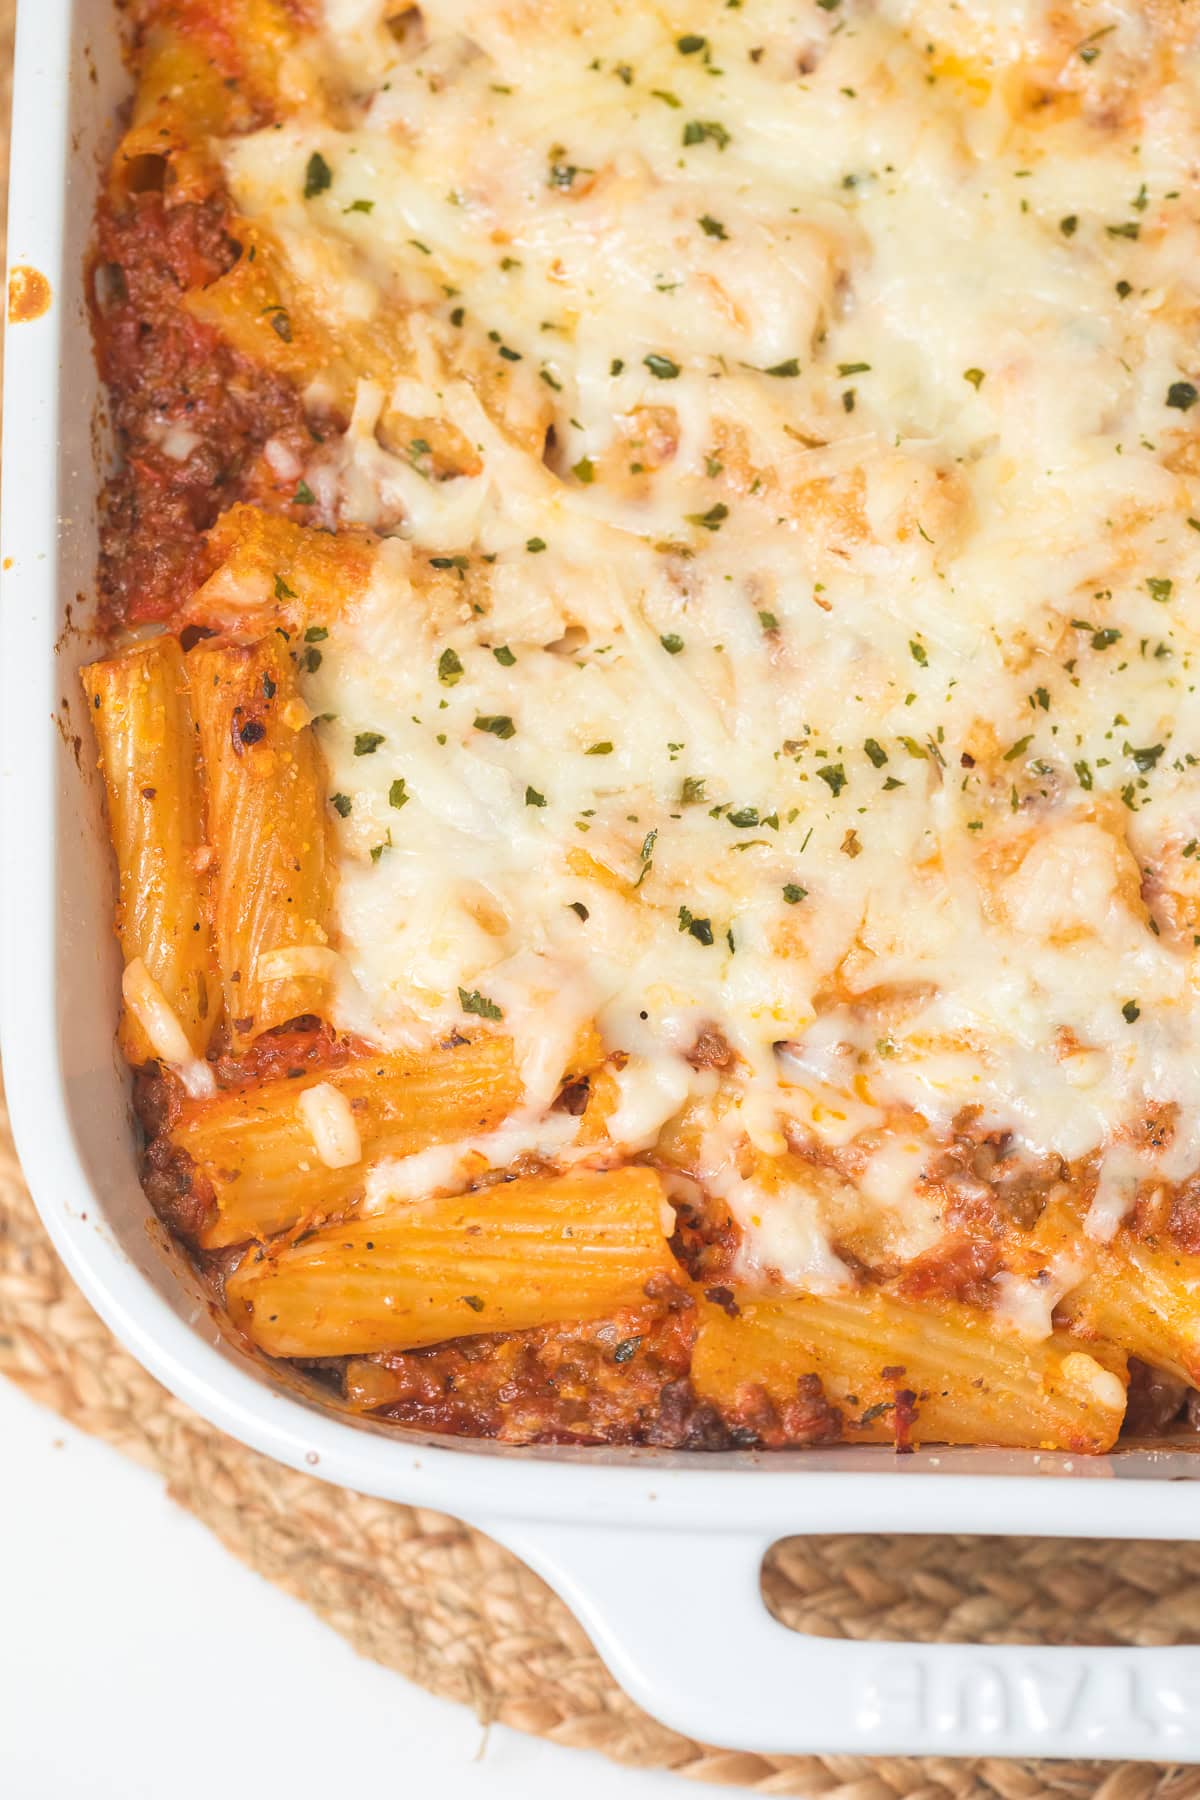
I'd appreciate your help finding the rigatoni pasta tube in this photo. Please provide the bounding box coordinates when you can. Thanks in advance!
[190,634,331,1049]
[226,1165,682,1357]
[691,1290,1127,1454]
[1060,1232,1200,1388]
[174,1034,522,1247]
[81,637,218,1061]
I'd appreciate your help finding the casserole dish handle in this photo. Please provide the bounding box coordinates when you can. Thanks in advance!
[485,1519,1200,1761]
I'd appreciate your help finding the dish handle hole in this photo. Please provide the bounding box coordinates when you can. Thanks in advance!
[761,1534,1200,1646]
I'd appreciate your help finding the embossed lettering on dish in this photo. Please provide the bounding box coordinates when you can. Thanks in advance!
[857,1654,1200,1743]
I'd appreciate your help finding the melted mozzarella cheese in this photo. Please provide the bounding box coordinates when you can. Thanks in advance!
[361,1110,584,1213]
[121,958,216,1101]
[297,1082,363,1170]
[1085,1144,1146,1244]
[992,1256,1086,1342]
[220,2,1200,1296]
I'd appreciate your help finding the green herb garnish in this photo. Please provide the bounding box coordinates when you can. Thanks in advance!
[682,119,730,150]
[304,152,332,199]
[686,503,728,530]
[678,906,714,944]
[458,987,503,1020]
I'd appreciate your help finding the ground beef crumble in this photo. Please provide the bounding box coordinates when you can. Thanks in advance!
[93,188,311,628]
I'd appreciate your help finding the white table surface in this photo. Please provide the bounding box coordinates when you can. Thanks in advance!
[0,1378,689,1800]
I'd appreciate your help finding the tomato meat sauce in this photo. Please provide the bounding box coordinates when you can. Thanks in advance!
[92,187,311,630]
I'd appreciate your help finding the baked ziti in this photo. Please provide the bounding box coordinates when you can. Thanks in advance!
[84,0,1200,1449]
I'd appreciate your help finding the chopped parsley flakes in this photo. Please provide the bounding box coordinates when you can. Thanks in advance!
[678,906,715,944]
[459,986,503,1020]
[303,152,332,199]
[682,119,731,151]
[686,503,728,531]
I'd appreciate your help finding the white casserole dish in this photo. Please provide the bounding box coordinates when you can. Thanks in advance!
[4,0,1200,1763]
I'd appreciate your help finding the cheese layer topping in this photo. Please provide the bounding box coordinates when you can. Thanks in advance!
[221,1,1200,1289]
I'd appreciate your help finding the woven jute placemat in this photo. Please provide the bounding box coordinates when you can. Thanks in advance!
[4,10,1200,1795]
[3,1085,1200,1800]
